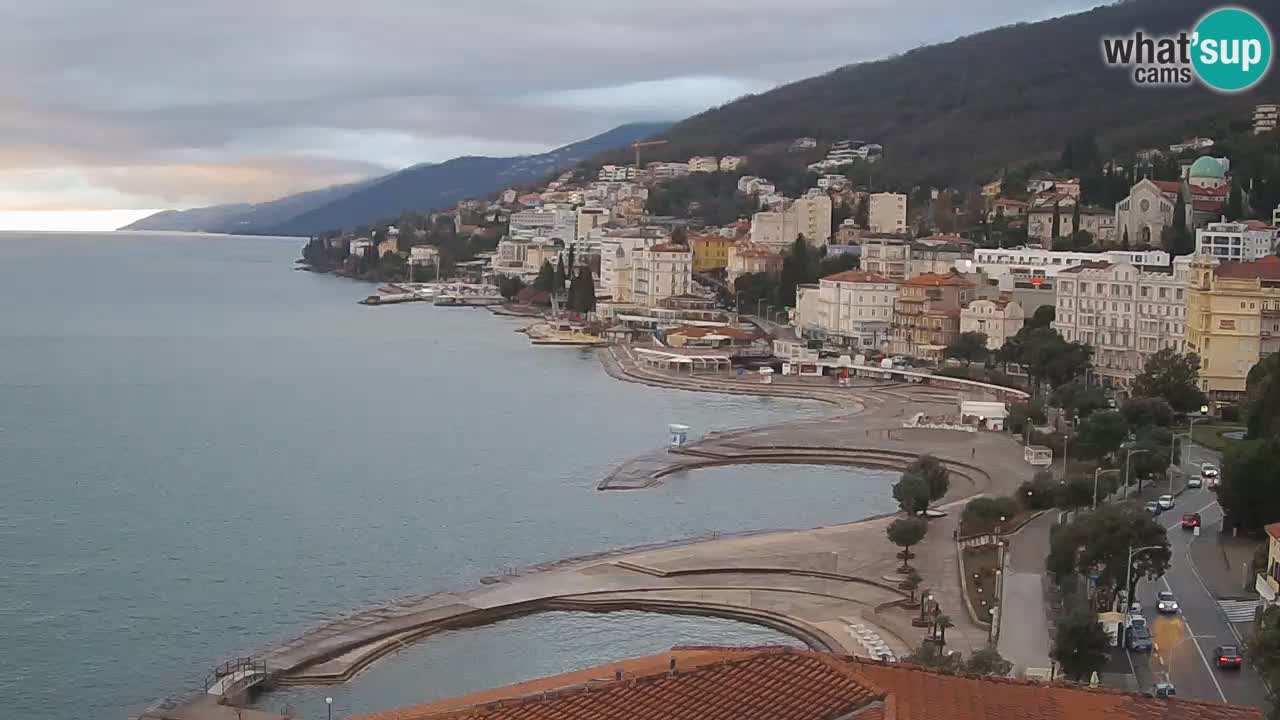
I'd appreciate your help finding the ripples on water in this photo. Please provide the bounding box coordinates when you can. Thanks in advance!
[0,234,894,719]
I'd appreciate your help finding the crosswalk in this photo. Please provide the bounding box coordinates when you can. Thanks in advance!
[1218,599,1262,623]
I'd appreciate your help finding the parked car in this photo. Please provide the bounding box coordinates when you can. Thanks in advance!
[1157,494,1175,510]
[1150,681,1177,698]
[1145,501,1162,516]
[1202,463,1219,480]
[1214,645,1244,669]
[1128,614,1147,633]
[1128,624,1154,652]
[1181,512,1201,529]
[1157,591,1179,613]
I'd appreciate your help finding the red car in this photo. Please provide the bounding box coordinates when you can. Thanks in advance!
[1181,512,1201,529]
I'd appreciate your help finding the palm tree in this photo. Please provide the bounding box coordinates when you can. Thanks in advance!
[902,569,923,604]
[934,614,954,646]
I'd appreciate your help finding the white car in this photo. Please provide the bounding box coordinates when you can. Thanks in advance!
[1157,591,1179,613]
[1187,475,1203,488]
[1157,494,1175,510]
[1202,463,1219,480]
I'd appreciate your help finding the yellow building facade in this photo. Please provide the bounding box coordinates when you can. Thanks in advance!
[690,234,732,273]
[1184,256,1280,402]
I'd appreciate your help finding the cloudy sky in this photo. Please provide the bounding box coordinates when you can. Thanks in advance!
[1,0,1102,229]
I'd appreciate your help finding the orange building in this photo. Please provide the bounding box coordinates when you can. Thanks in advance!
[890,271,975,361]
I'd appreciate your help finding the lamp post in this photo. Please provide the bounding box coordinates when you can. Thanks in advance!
[326,697,333,720]
[1124,544,1165,611]
[1094,467,1121,509]
[1123,447,1149,500]
[757,298,765,318]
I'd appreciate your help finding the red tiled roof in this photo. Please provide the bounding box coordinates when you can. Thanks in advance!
[353,648,1264,720]
[1193,185,1231,198]
[354,648,884,720]
[824,270,894,284]
[647,243,692,253]
[1215,256,1280,281]
[995,198,1029,207]
[853,657,1261,720]
[1266,522,1280,541]
[1151,180,1184,195]
[1245,220,1277,231]
[903,272,973,287]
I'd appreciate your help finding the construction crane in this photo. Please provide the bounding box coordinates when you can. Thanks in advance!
[631,139,668,170]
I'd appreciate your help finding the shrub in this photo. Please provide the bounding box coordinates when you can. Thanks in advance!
[962,496,1020,525]
[1018,472,1058,510]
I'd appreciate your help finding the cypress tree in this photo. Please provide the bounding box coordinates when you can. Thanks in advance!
[1051,202,1062,239]
[1070,201,1081,239]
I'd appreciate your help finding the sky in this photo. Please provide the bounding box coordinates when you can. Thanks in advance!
[0,0,1105,230]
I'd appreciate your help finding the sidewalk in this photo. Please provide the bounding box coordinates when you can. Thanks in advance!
[1188,530,1260,599]
[997,511,1056,676]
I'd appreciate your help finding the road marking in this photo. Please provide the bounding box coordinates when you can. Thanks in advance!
[1219,600,1263,623]
[1163,577,1227,703]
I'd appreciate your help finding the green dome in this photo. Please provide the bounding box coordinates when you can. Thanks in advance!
[1189,156,1226,178]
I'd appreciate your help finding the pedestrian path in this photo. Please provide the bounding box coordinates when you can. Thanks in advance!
[1218,599,1262,623]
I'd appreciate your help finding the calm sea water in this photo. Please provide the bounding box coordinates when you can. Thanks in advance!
[0,233,896,720]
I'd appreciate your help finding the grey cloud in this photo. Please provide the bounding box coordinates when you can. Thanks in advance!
[0,0,1102,210]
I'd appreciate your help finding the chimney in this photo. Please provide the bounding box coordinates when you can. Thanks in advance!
[669,657,678,676]
[614,670,623,681]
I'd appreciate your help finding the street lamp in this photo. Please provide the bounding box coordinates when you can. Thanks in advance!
[1124,544,1165,611]
[1123,447,1149,499]
[1093,467,1121,509]
[326,697,333,720]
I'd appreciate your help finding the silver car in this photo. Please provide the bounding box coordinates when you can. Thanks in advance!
[1157,494,1175,510]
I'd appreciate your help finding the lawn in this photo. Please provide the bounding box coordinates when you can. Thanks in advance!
[1190,423,1248,453]
[961,545,1001,627]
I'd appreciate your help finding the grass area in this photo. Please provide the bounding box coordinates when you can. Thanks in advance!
[961,546,1000,626]
[1190,423,1248,453]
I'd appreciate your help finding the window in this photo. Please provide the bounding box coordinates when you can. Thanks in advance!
[1221,319,1236,330]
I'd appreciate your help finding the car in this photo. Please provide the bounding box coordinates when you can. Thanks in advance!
[1128,624,1153,652]
[1151,681,1177,698]
[1157,494,1175,510]
[1214,645,1244,669]
[1128,614,1147,633]
[1186,475,1203,488]
[1202,463,1220,479]
[1145,501,1162,516]
[1181,512,1201,529]
[1156,591,1179,613]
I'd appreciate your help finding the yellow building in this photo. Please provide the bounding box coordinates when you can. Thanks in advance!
[690,234,732,273]
[1185,255,1280,402]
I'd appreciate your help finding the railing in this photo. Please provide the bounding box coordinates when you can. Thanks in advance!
[204,656,270,693]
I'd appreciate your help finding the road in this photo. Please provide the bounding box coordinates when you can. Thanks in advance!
[1127,442,1269,707]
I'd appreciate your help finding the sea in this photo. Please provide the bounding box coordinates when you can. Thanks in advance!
[0,232,898,720]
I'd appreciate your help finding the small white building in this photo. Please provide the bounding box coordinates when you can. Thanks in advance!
[1257,104,1279,135]
[960,297,1024,350]
[868,192,907,234]
[350,238,374,257]
[688,156,719,173]
[1196,220,1279,262]
[960,400,1008,431]
[719,156,746,172]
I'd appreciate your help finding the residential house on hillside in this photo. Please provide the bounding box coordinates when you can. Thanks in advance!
[868,192,907,234]
[890,271,975,361]
[1170,137,1215,153]
[1257,103,1279,135]
[1196,220,1279,262]
[750,195,832,248]
[1027,205,1115,244]
[727,243,783,284]
[719,155,746,171]
[1186,255,1280,403]
[793,270,896,350]
[860,234,911,281]
[960,296,1024,350]
[788,137,817,151]
[989,198,1028,220]
[689,233,733,272]
[909,235,973,276]
[348,646,1262,720]
[688,156,719,173]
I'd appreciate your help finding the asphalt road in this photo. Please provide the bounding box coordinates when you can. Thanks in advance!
[1127,443,1269,707]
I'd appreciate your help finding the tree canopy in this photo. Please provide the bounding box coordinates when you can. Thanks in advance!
[1072,410,1128,459]
[1131,349,1207,414]
[1051,605,1111,681]
[906,455,951,502]
[1218,436,1280,532]
[944,332,989,366]
[1245,353,1280,440]
[1050,381,1109,420]
[1046,505,1171,602]
[892,473,932,515]
[999,326,1091,390]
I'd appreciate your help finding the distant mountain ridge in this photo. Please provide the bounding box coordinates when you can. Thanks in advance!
[121,122,670,236]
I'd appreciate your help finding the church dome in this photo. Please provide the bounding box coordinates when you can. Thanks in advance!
[1189,156,1226,179]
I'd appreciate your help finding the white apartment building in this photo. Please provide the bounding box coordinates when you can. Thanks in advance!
[509,206,576,243]
[750,195,833,248]
[960,297,1025,350]
[860,235,911,281]
[817,174,849,190]
[1254,104,1278,135]
[793,270,896,349]
[630,243,693,307]
[599,229,666,302]
[958,247,1171,289]
[1196,220,1279,262]
[688,156,719,173]
[598,165,639,182]
[1274,205,1280,227]
[1053,258,1192,388]
[649,163,691,180]
[868,192,907,233]
[720,156,746,172]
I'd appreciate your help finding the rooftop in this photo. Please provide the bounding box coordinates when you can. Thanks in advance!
[1215,256,1280,281]
[1057,261,1115,274]
[903,272,974,288]
[351,647,1262,720]
[823,270,894,284]
[1267,522,1280,542]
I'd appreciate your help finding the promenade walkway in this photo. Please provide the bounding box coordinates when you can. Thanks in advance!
[997,511,1055,676]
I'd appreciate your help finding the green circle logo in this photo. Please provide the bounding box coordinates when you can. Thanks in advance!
[1192,7,1272,92]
